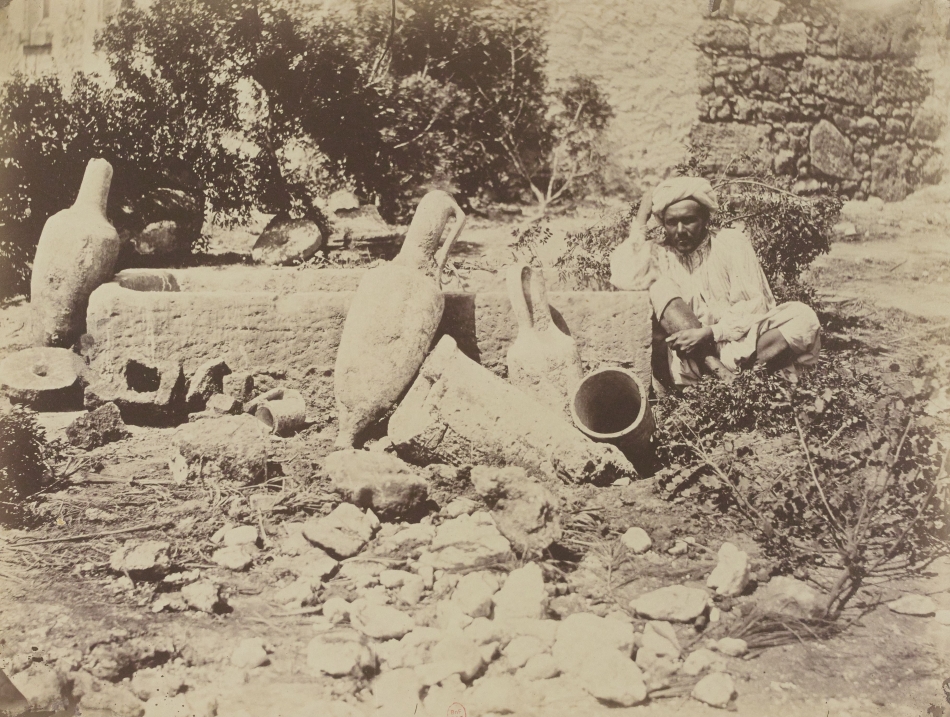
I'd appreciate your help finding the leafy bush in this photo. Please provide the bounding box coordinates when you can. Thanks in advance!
[0,408,51,527]
[655,354,949,616]
[514,146,842,298]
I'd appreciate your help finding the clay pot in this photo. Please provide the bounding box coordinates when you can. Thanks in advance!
[252,388,306,436]
[506,263,583,418]
[334,190,466,448]
[31,159,122,347]
[570,367,656,475]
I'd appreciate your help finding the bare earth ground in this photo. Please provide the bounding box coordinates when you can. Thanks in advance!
[1,198,949,717]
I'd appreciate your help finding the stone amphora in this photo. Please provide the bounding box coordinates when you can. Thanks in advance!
[31,159,122,348]
[506,263,583,419]
[334,190,466,448]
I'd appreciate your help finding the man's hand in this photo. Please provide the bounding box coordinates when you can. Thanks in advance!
[666,326,714,356]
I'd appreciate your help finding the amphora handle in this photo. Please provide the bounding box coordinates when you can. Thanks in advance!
[506,263,552,332]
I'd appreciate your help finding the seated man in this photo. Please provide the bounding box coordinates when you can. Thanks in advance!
[609,176,820,385]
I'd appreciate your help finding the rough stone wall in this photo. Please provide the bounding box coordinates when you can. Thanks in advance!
[546,0,708,194]
[691,0,946,201]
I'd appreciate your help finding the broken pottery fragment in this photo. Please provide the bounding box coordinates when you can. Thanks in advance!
[334,190,466,448]
[31,159,122,348]
[388,335,634,484]
[251,388,306,436]
[0,347,88,410]
[506,263,583,419]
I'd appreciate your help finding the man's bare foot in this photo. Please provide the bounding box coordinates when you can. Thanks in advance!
[704,355,735,383]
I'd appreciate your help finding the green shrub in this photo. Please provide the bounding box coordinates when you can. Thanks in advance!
[0,408,51,527]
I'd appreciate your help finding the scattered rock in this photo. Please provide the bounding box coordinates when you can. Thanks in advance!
[621,527,652,554]
[181,580,222,613]
[452,571,500,618]
[420,631,484,684]
[935,610,950,626]
[277,523,312,556]
[306,630,374,677]
[887,594,937,616]
[553,612,634,677]
[503,635,544,669]
[493,562,547,620]
[716,637,748,657]
[66,403,130,450]
[323,597,351,624]
[640,621,681,660]
[251,215,324,266]
[467,674,521,714]
[630,585,709,622]
[756,576,826,618]
[10,663,68,713]
[273,579,318,607]
[230,638,269,669]
[303,503,379,559]
[78,679,145,717]
[222,525,258,547]
[471,465,562,553]
[668,540,689,556]
[692,672,736,709]
[206,393,242,415]
[682,648,725,676]
[578,650,647,706]
[186,358,230,412]
[707,542,751,597]
[374,523,436,559]
[212,544,255,571]
[520,652,560,680]
[109,541,171,578]
[809,119,858,179]
[350,601,416,640]
[169,415,270,484]
[223,372,254,403]
[418,512,512,570]
[442,498,479,518]
[324,449,429,522]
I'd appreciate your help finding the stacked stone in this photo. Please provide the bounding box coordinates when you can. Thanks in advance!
[692,0,942,201]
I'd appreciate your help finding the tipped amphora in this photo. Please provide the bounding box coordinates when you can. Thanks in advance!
[506,263,583,418]
[333,190,466,447]
[30,159,122,348]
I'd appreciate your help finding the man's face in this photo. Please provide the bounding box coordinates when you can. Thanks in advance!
[662,199,708,254]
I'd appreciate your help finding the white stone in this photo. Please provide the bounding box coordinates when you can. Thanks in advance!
[706,542,751,597]
[639,621,681,662]
[303,503,377,559]
[553,612,634,676]
[10,664,67,713]
[222,525,258,547]
[492,563,547,620]
[443,498,479,518]
[230,638,268,669]
[464,617,509,647]
[350,601,415,640]
[578,650,647,706]
[212,544,255,571]
[887,594,937,616]
[374,523,436,559]
[716,637,748,657]
[109,541,171,575]
[692,672,736,708]
[479,641,500,663]
[935,610,950,626]
[418,512,512,570]
[452,571,500,617]
[756,577,826,618]
[503,635,544,669]
[380,569,414,588]
[467,674,522,715]
[418,564,435,589]
[435,600,474,631]
[322,597,350,624]
[630,585,709,622]
[621,527,652,554]
[181,580,220,613]
[668,540,688,556]
[520,653,560,681]
[682,648,724,676]
[422,631,485,683]
[373,668,422,715]
[398,574,426,606]
[273,579,317,607]
[307,631,374,677]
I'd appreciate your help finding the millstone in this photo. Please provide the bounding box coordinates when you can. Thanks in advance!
[0,347,87,410]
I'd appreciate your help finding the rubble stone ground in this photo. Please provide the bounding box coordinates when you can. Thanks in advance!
[1,199,949,716]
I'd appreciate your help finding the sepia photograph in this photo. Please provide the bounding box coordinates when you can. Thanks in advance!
[0,0,949,714]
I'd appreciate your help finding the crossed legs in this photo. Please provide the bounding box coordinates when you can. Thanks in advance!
[658,298,734,381]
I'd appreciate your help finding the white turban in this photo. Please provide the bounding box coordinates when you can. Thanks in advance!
[650,177,719,220]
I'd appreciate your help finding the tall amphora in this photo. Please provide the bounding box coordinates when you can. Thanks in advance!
[31,159,122,348]
[506,263,583,419]
[334,190,466,448]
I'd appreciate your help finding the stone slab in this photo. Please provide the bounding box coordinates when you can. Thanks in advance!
[84,277,652,417]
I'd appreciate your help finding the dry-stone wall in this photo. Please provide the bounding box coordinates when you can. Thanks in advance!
[692,0,944,201]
